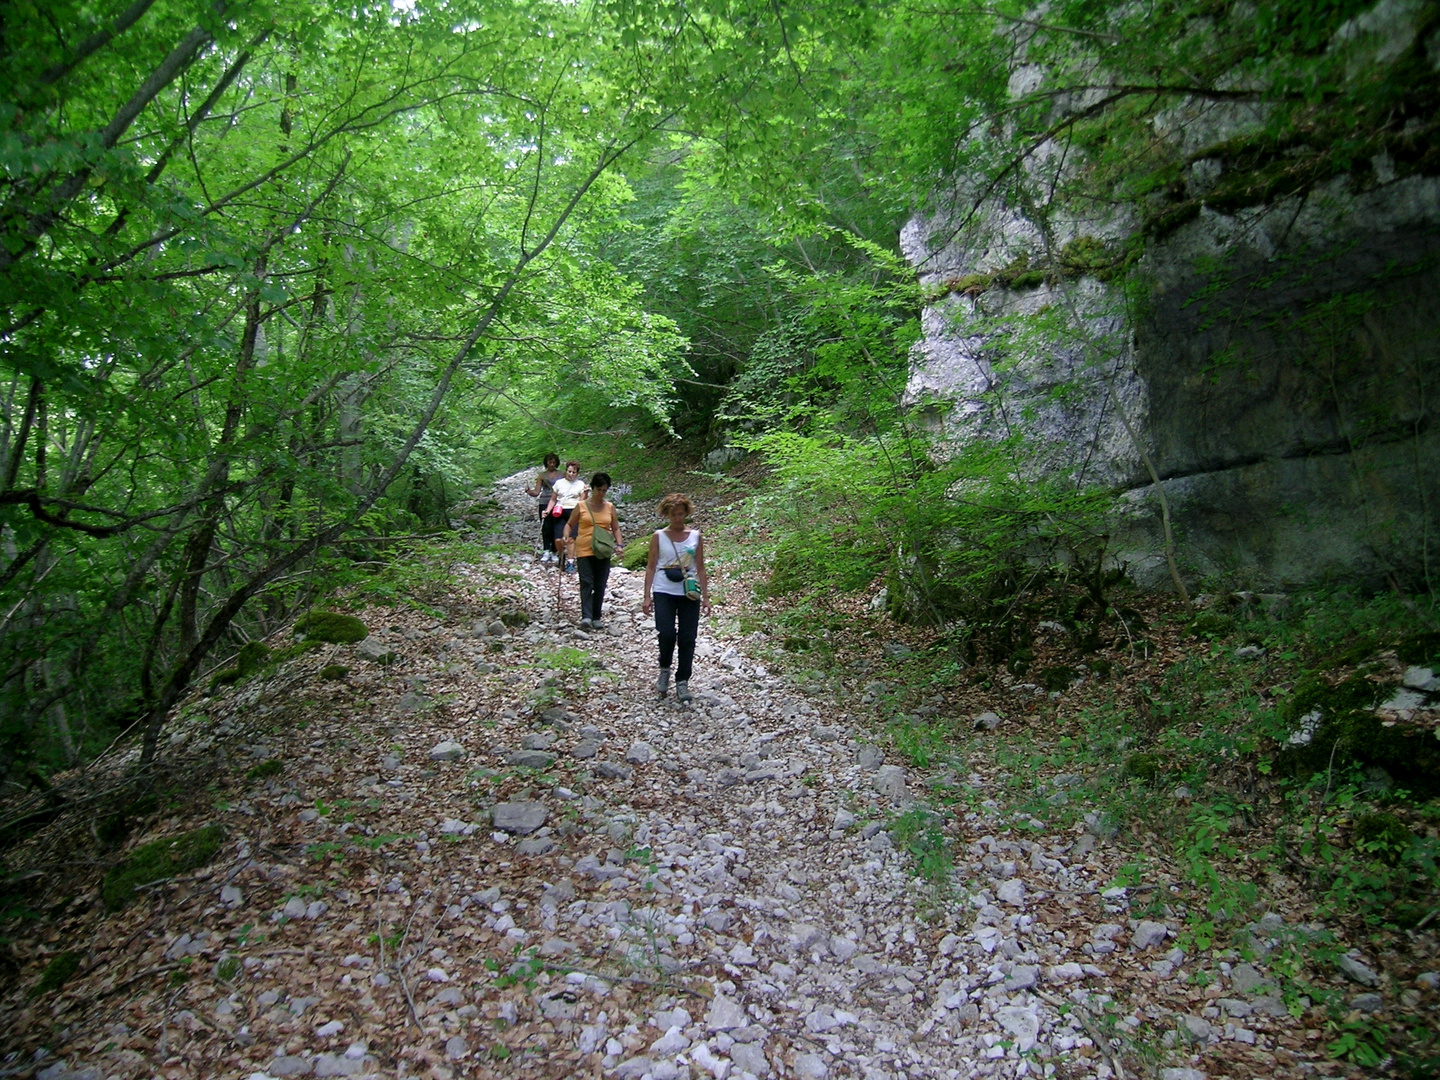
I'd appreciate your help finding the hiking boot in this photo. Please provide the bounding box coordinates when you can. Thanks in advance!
[579,618,592,630]
[675,680,692,703]
[656,670,670,698]
[590,618,606,630]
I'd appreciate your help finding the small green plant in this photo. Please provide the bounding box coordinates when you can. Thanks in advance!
[102,824,225,910]
[1350,811,1414,866]
[29,951,80,997]
[1327,1017,1389,1068]
[889,807,952,884]
[247,759,283,780]
[214,955,241,982]
[320,664,350,680]
[891,718,950,769]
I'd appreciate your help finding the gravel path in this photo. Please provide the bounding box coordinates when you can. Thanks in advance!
[11,472,1403,1080]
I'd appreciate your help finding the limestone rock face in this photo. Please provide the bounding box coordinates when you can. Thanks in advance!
[902,41,1440,592]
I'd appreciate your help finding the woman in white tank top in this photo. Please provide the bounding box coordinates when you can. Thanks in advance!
[642,492,711,702]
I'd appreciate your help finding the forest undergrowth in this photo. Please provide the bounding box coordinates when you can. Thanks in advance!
[706,480,1440,1077]
[0,454,1437,1078]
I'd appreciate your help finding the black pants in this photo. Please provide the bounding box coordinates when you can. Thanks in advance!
[577,556,611,621]
[654,592,700,681]
[539,507,557,553]
[553,507,572,554]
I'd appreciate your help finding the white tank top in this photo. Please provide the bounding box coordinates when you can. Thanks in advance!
[652,529,698,596]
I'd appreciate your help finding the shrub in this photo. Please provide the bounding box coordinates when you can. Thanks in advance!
[1351,812,1414,866]
[294,611,368,643]
[102,824,225,910]
[320,664,350,681]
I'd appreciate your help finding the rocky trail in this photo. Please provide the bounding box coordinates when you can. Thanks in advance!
[2,473,1432,1080]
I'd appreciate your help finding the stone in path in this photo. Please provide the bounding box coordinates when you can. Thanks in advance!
[490,801,548,835]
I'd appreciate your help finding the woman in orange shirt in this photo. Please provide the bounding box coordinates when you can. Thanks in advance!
[564,472,624,630]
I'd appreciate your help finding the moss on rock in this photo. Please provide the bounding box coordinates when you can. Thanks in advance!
[102,824,225,910]
[1279,672,1440,796]
[1040,665,1078,692]
[236,641,271,676]
[1124,751,1172,785]
[320,664,350,681]
[246,759,283,780]
[294,610,368,644]
[621,542,650,572]
[30,951,80,997]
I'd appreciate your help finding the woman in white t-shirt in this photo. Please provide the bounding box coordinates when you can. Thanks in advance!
[544,460,587,569]
[642,492,711,703]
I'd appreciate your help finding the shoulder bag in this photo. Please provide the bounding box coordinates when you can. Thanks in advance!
[585,502,616,560]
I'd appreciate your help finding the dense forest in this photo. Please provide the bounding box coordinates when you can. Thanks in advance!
[3,0,1433,774]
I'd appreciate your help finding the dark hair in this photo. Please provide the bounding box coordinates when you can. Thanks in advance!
[658,493,693,517]
[590,472,612,489]
[565,460,581,471]
[543,453,560,469]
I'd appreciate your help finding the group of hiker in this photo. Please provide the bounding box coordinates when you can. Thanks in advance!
[524,455,710,703]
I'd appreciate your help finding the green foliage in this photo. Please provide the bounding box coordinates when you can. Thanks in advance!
[247,760,283,781]
[102,824,225,910]
[1328,1017,1391,1069]
[294,613,369,645]
[320,665,350,681]
[29,951,81,998]
[889,808,952,885]
[1351,812,1415,867]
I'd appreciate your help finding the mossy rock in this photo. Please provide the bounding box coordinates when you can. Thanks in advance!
[208,667,242,691]
[96,812,131,847]
[102,824,225,910]
[320,664,350,681]
[1124,752,1172,785]
[621,542,650,572]
[1279,673,1440,796]
[1089,659,1113,680]
[1350,811,1414,866]
[498,609,530,629]
[1007,647,1034,676]
[236,641,271,676]
[1188,611,1235,638]
[294,610,368,644]
[246,759,283,780]
[1040,665,1078,692]
[782,636,812,653]
[29,951,80,998]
